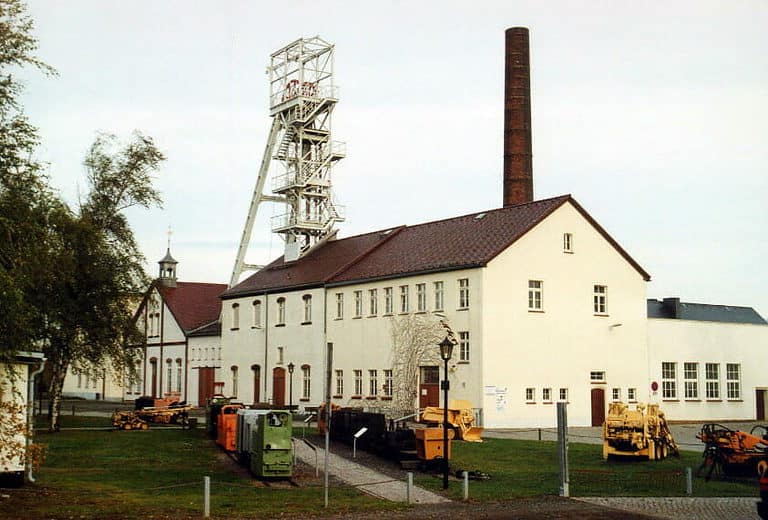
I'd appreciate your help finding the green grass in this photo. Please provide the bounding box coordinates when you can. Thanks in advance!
[414,438,759,501]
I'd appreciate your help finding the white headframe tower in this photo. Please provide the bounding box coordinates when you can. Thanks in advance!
[230,36,345,286]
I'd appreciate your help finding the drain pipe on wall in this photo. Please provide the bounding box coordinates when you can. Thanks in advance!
[27,357,46,482]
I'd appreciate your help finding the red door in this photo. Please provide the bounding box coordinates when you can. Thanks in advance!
[251,365,261,404]
[198,367,215,406]
[419,366,440,408]
[272,367,286,406]
[591,388,606,426]
[757,390,766,421]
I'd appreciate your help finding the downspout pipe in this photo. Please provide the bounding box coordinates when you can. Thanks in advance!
[27,358,46,483]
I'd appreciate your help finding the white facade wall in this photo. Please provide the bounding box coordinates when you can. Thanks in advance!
[648,318,768,421]
[482,202,648,428]
[187,335,222,406]
[141,289,189,400]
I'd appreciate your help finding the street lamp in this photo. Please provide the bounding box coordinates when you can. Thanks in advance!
[439,336,454,490]
[287,362,295,410]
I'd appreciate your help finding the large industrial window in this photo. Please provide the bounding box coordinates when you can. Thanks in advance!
[302,365,311,400]
[231,366,239,398]
[384,287,393,314]
[383,370,393,397]
[458,278,470,309]
[369,289,378,316]
[354,290,363,317]
[593,285,607,314]
[399,286,409,313]
[368,370,378,396]
[335,370,343,397]
[459,331,470,362]
[434,281,444,311]
[302,294,312,323]
[661,362,677,399]
[335,293,344,319]
[276,297,286,325]
[528,280,543,310]
[726,363,741,400]
[231,303,240,330]
[684,362,698,399]
[252,299,262,327]
[354,369,363,396]
[416,283,427,312]
[706,363,720,399]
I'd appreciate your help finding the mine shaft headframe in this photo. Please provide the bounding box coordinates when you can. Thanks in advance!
[268,36,337,113]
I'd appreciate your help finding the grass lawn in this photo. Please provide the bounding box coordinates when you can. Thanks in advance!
[414,438,760,501]
[3,416,401,519]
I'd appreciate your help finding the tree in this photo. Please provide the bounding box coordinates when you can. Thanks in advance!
[45,132,164,431]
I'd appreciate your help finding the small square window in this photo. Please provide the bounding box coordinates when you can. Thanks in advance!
[559,388,569,402]
[525,387,535,402]
[542,387,552,402]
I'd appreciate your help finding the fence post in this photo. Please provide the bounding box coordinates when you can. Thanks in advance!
[406,472,413,504]
[72,404,75,416]
[462,471,469,501]
[686,467,692,495]
[203,476,210,518]
[557,402,569,497]
[538,428,542,441]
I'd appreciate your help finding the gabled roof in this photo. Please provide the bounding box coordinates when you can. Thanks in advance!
[223,194,650,298]
[648,298,767,325]
[156,282,227,333]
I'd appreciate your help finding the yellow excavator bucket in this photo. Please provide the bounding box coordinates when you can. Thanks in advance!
[419,399,484,442]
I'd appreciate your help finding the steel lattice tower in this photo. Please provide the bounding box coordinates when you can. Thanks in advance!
[230,36,345,287]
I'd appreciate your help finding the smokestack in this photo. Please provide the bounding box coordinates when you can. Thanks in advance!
[503,27,533,207]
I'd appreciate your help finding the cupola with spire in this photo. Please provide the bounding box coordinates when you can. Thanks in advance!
[158,248,178,287]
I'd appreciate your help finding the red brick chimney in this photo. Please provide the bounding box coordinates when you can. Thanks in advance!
[503,27,534,207]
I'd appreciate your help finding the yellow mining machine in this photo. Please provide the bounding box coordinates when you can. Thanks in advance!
[420,399,484,442]
[602,402,678,460]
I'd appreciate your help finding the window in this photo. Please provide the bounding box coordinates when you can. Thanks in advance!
[528,280,543,310]
[525,387,535,402]
[458,278,470,309]
[276,297,286,325]
[727,363,741,399]
[559,388,568,402]
[166,359,173,393]
[176,359,182,393]
[706,363,720,399]
[399,285,409,313]
[563,232,573,252]
[354,369,363,396]
[302,294,312,323]
[335,370,344,396]
[612,388,621,401]
[354,290,363,317]
[134,366,142,394]
[662,362,677,399]
[593,285,607,314]
[684,362,698,399]
[253,300,262,327]
[459,331,470,362]
[627,388,637,402]
[369,289,378,316]
[335,293,344,319]
[383,370,393,397]
[434,281,444,311]
[542,387,552,402]
[384,287,393,314]
[231,366,239,398]
[590,371,605,382]
[277,346,284,364]
[231,303,240,329]
[416,283,427,312]
[302,365,311,400]
[368,370,378,396]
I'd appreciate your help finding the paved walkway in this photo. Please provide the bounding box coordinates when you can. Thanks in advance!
[293,438,449,504]
[576,497,760,519]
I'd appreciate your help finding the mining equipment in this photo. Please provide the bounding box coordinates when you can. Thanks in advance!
[111,403,192,430]
[420,399,484,442]
[602,402,678,460]
[697,423,768,479]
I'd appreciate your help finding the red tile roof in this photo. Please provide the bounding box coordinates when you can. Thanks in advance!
[157,282,227,333]
[223,195,649,298]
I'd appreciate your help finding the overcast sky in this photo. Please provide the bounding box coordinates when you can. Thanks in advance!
[22,1,767,316]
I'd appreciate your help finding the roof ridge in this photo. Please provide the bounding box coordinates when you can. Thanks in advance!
[324,226,407,282]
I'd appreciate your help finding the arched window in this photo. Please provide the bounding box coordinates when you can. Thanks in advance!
[276,297,286,325]
[231,365,239,398]
[253,299,262,327]
[231,303,240,329]
[302,294,312,323]
[166,358,173,393]
[301,364,311,400]
[251,364,261,403]
[175,358,182,393]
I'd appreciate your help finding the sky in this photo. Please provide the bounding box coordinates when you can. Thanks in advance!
[20,1,768,316]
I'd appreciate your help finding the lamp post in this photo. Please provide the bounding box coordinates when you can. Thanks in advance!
[439,336,454,490]
[287,362,295,410]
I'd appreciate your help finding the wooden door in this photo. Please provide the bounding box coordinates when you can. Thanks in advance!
[251,365,261,404]
[272,367,286,406]
[197,367,215,406]
[591,388,605,426]
[419,366,440,408]
[757,389,766,421]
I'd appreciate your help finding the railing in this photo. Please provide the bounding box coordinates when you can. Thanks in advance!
[270,83,339,109]
[271,205,345,232]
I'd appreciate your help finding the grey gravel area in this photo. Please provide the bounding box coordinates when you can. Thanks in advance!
[576,497,761,520]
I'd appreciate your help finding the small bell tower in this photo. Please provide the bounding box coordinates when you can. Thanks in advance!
[158,226,178,287]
